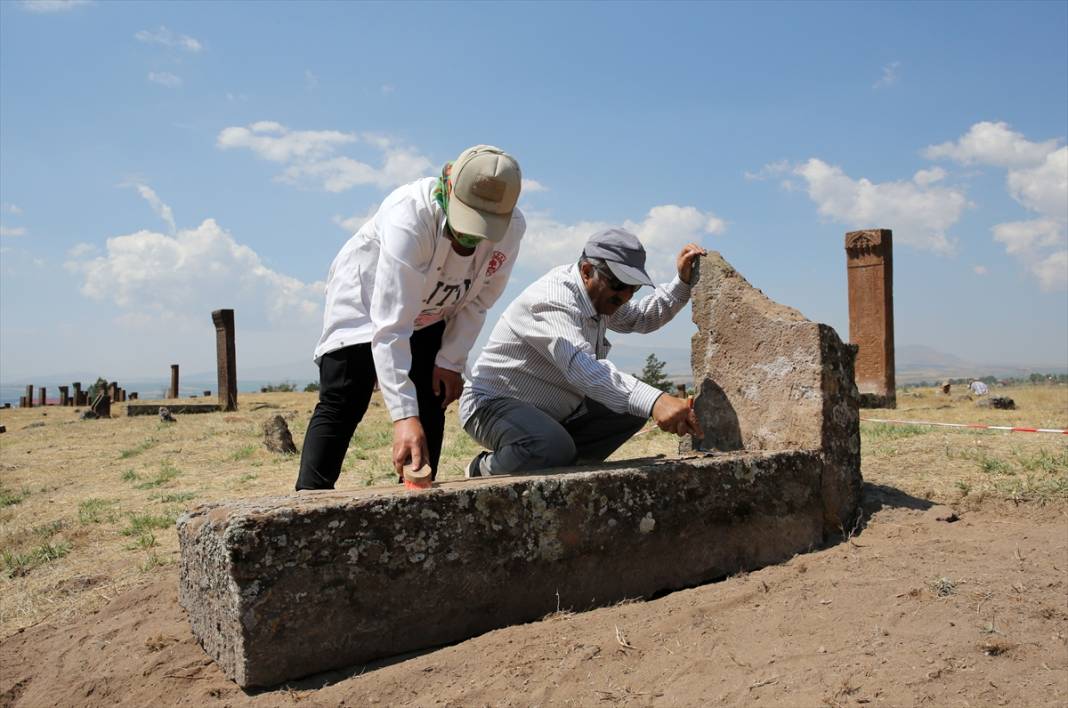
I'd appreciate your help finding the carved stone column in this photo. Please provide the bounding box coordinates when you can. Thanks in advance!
[212,309,238,412]
[845,229,896,409]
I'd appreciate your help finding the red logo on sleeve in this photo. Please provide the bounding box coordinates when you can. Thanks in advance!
[485,250,507,276]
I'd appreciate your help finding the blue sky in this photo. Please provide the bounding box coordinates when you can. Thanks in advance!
[1,0,1066,384]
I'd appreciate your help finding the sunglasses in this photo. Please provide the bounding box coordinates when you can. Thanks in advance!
[594,263,640,293]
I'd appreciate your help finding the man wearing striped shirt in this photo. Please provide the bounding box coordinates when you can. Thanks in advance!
[460,228,704,477]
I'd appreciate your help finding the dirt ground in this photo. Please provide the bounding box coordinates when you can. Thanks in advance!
[1,386,1066,706]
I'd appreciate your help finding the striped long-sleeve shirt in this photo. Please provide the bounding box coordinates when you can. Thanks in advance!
[459,263,691,426]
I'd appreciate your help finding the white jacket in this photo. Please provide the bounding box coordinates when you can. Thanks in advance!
[314,177,525,421]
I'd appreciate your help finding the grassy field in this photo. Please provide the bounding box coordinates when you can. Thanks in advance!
[0,384,1064,638]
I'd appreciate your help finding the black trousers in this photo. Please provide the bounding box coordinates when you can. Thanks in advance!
[295,321,446,490]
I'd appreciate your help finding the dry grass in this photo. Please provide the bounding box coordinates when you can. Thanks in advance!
[0,384,1064,638]
[861,384,1068,506]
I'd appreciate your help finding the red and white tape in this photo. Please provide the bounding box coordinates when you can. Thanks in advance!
[862,417,1068,435]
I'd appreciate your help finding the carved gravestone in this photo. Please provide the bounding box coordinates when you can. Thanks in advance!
[90,392,111,418]
[688,251,861,533]
[169,364,180,399]
[212,309,238,412]
[845,229,896,408]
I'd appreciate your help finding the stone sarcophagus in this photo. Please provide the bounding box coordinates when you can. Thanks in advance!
[179,451,836,688]
[178,251,861,688]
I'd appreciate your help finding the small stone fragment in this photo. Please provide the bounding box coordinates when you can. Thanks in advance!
[977,396,1015,410]
[263,414,297,454]
[924,505,959,523]
[159,407,177,423]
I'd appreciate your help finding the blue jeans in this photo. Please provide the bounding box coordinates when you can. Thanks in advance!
[463,397,647,476]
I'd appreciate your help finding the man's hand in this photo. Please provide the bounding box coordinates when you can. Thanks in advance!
[676,243,708,285]
[432,366,463,409]
[651,394,702,438]
[393,417,429,478]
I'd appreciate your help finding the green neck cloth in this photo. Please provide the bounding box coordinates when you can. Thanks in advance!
[433,162,484,249]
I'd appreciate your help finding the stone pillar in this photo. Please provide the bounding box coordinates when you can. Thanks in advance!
[37,388,46,406]
[675,383,687,397]
[59,386,69,406]
[845,229,896,409]
[72,382,82,406]
[19,396,27,408]
[108,382,118,401]
[203,390,212,397]
[25,385,33,408]
[212,309,238,412]
[169,365,180,399]
[129,392,139,400]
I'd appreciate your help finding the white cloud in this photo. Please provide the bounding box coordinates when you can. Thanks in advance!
[1007,146,1068,218]
[924,121,1068,291]
[305,70,318,90]
[1032,251,1067,291]
[0,225,27,237]
[148,72,182,88]
[332,205,379,234]
[744,160,791,181]
[135,26,203,53]
[522,179,548,193]
[912,167,947,187]
[521,204,726,282]
[20,0,91,13]
[973,265,987,276]
[1,203,23,215]
[66,243,97,258]
[923,121,1060,168]
[792,158,968,253]
[218,121,432,191]
[998,147,1067,290]
[381,84,395,94]
[992,220,1067,291]
[218,122,355,163]
[133,184,176,234]
[991,219,1064,255]
[873,61,901,89]
[64,219,324,326]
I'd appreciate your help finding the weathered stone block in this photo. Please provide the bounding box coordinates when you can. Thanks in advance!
[688,251,861,533]
[179,451,828,688]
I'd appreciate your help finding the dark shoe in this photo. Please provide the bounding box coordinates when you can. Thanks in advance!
[466,451,489,479]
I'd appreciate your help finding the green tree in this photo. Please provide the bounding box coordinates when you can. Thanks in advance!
[638,353,672,393]
[86,377,108,399]
[304,382,320,393]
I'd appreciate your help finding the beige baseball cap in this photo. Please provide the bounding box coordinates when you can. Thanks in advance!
[447,145,521,243]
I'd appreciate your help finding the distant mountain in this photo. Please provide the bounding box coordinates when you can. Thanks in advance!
[895,344,1066,384]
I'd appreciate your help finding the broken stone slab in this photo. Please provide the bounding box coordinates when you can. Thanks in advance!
[179,450,834,688]
[126,403,220,416]
[686,251,861,534]
[262,414,297,454]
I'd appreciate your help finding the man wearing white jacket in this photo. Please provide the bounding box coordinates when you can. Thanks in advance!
[296,145,524,490]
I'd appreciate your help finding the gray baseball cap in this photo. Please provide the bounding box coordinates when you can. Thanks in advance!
[583,228,654,287]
